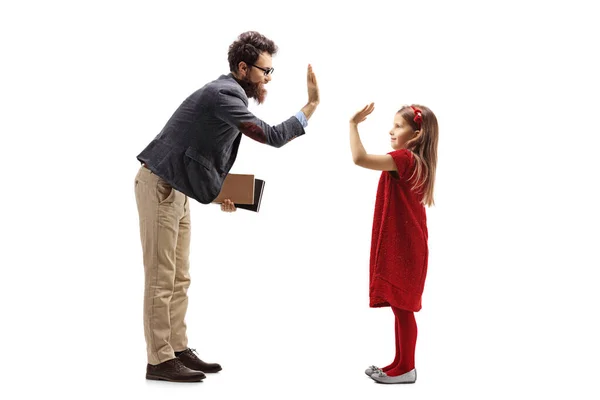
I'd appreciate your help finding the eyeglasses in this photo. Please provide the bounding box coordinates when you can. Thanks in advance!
[249,63,274,76]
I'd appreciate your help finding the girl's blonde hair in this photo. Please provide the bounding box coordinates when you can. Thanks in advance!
[398,104,439,207]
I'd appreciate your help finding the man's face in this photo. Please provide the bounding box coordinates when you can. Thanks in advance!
[238,52,273,104]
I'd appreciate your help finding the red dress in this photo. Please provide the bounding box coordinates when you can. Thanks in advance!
[369,149,429,312]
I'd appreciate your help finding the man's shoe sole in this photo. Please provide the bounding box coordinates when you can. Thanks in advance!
[146,374,204,382]
[201,366,222,374]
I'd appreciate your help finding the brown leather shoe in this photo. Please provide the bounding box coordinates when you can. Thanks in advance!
[146,358,206,382]
[175,348,222,373]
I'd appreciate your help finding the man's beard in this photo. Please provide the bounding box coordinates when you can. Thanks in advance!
[237,76,267,104]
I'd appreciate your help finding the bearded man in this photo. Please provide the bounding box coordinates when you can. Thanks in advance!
[133,31,320,382]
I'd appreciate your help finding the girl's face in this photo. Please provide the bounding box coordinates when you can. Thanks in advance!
[390,113,419,150]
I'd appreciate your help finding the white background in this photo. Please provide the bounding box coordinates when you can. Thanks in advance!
[1,0,599,399]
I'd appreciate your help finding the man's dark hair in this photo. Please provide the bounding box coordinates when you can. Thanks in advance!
[228,31,278,73]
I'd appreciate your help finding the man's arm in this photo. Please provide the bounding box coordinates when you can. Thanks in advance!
[215,64,319,147]
[215,89,305,148]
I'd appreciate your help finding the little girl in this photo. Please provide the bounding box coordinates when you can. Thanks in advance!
[349,102,438,384]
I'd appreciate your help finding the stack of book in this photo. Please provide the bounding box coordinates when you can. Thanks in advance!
[211,173,265,212]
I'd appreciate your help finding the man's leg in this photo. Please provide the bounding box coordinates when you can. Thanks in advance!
[165,194,222,374]
[135,166,185,365]
[171,195,191,352]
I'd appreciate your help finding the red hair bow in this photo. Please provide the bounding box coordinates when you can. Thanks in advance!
[410,105,422,128]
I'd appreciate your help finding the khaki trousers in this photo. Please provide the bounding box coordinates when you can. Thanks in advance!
[134,165,191,365]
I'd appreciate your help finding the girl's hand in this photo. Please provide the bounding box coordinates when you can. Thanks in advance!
[220,199,237,213]
[350,102,375,124]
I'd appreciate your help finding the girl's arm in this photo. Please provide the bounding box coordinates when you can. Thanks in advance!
[350,103,397,172]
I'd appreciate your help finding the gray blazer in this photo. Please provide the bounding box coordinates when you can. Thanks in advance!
[137,73,306,204]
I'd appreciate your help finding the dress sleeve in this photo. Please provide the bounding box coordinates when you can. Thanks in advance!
[387,149,414,180]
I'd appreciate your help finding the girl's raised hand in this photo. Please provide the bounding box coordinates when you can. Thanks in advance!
[350,102,375,125]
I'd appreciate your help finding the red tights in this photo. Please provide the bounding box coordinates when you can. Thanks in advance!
[382,306,417,376]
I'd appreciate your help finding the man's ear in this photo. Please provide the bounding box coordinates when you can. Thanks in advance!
[237,61,248,78]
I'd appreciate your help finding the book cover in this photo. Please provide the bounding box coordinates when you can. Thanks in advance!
[235,179,265,212]
[211,173,255,205]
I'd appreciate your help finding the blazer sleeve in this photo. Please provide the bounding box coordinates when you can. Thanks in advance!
[215,88,305,148]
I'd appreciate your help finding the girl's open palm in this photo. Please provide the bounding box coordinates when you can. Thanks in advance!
[350,102,375,124]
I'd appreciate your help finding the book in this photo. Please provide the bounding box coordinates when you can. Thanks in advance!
[211,173,255,205]
[235,179,265,212]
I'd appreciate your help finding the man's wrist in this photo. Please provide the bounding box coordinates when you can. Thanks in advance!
[295,110,308,127]
[301,102,318,119]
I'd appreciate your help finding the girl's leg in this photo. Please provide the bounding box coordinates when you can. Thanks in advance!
[382,316,400,372]
[386,306,417,377]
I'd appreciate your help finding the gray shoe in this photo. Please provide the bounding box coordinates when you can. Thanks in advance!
[365,365,382,376]
[370,368,417,384]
